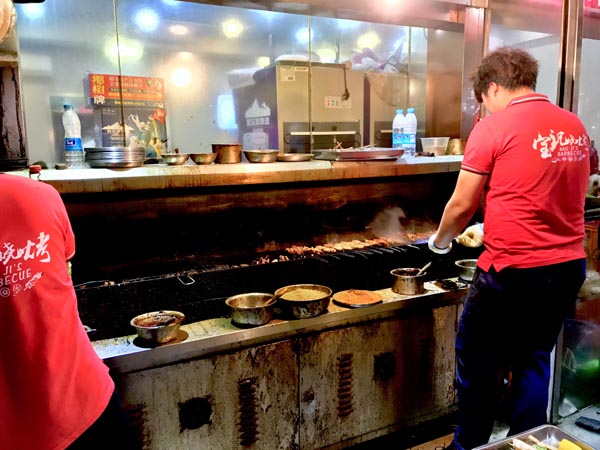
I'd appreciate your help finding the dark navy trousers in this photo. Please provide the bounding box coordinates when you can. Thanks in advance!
[453,259,586,450]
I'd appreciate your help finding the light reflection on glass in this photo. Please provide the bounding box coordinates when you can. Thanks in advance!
[257,56,271,67]
[316,48,336,63]
[357,32,381,50]
[171,68,193,88]
[20,4,45,19]
[295,27,310,44]
[169,25,188,35]
[222,19,244,38]
[134,8,160,33]
[104,39,144,62]
[178,51,194,60]
[336,18,361,30]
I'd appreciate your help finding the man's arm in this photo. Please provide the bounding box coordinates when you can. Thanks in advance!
[432,169,488,249]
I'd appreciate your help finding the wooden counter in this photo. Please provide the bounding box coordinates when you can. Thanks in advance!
[6,155,462,194]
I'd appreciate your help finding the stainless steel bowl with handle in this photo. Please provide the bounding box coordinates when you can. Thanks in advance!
[130,310,185,344]
[225,293,276,327]
[390,268,426,295]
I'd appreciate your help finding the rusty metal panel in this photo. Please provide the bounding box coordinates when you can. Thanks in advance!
[299,305,459,450]
[116,340,299,450]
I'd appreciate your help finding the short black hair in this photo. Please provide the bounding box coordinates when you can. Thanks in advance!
[470,47,539,103]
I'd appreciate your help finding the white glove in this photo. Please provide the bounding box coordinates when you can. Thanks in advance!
[456,223,484,248]
[428,234,452,254]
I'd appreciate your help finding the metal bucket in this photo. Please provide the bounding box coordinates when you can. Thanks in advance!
[212,144,242,164]
[390,268,426,295]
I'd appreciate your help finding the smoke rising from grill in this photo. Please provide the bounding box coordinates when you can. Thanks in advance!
[368,207,436,243]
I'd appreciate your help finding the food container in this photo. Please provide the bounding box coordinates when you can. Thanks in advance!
[225,293,276,327]
[275,284,332,319]
[244,149,279,163]
[420,137,450,156]
[212,144,242,164]
[455,259,477,282]
[190,153,217,165]
[390,268,426,295]
[130,310,185,344]
[447,138,467,155]
[473,424,593,450]
[161,153,189,165]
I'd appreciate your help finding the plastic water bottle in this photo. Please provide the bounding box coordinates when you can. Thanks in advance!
[392,109,404,149]
[403,107,418,157]
[62,104,85,168]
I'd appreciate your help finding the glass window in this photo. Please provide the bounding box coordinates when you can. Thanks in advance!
[488,0,563,102]
[15,0,459,165]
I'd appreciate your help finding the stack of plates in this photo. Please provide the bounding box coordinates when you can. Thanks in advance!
[85,147,146,168]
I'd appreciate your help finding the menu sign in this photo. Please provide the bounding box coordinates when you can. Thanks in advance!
[85,74,165,108]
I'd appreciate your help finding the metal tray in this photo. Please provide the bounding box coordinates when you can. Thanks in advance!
[313,148,404,161]
[474,424,593,450]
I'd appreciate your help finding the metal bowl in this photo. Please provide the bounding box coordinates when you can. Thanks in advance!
[190,153,217,165]
[390,268,426,295]
[225,293,276,326]
[130,310,185,344]
[244,149,279,163]
[455,259,478,282]
[275,284,331,319]
[162,153,189,165]
[276,153,315,162]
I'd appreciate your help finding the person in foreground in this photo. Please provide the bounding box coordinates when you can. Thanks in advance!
[0,174,136,450]
[428,47,590,450]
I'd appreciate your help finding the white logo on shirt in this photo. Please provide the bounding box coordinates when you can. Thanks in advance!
[0,232,51,297]
[532,130,589,163]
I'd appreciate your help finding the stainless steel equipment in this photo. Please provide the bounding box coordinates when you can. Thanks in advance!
[232,61,364,152]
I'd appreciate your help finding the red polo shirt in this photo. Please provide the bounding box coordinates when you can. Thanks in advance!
[0,175,114,450]
[462,94,589,271]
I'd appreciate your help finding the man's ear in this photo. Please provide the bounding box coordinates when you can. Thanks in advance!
[488,82,500,97]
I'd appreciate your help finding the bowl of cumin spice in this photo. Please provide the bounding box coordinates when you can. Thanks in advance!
[274,284,332,319]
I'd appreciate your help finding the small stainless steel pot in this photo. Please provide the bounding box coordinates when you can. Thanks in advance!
[390,268,426,295]
[130,310,185,344]
[225,293,276,326]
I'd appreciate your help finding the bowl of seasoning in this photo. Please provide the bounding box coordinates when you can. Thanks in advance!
[274,284,332,319]
[130,310,185,344]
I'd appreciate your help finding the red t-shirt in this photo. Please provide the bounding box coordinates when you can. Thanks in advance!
[462,94,588,271]
[0,175,114,450]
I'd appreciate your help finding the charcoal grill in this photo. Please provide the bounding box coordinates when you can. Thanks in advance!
[77,241,481,341]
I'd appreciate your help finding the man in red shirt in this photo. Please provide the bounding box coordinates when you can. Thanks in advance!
[0,174,136,450]
[429,47,589,449]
